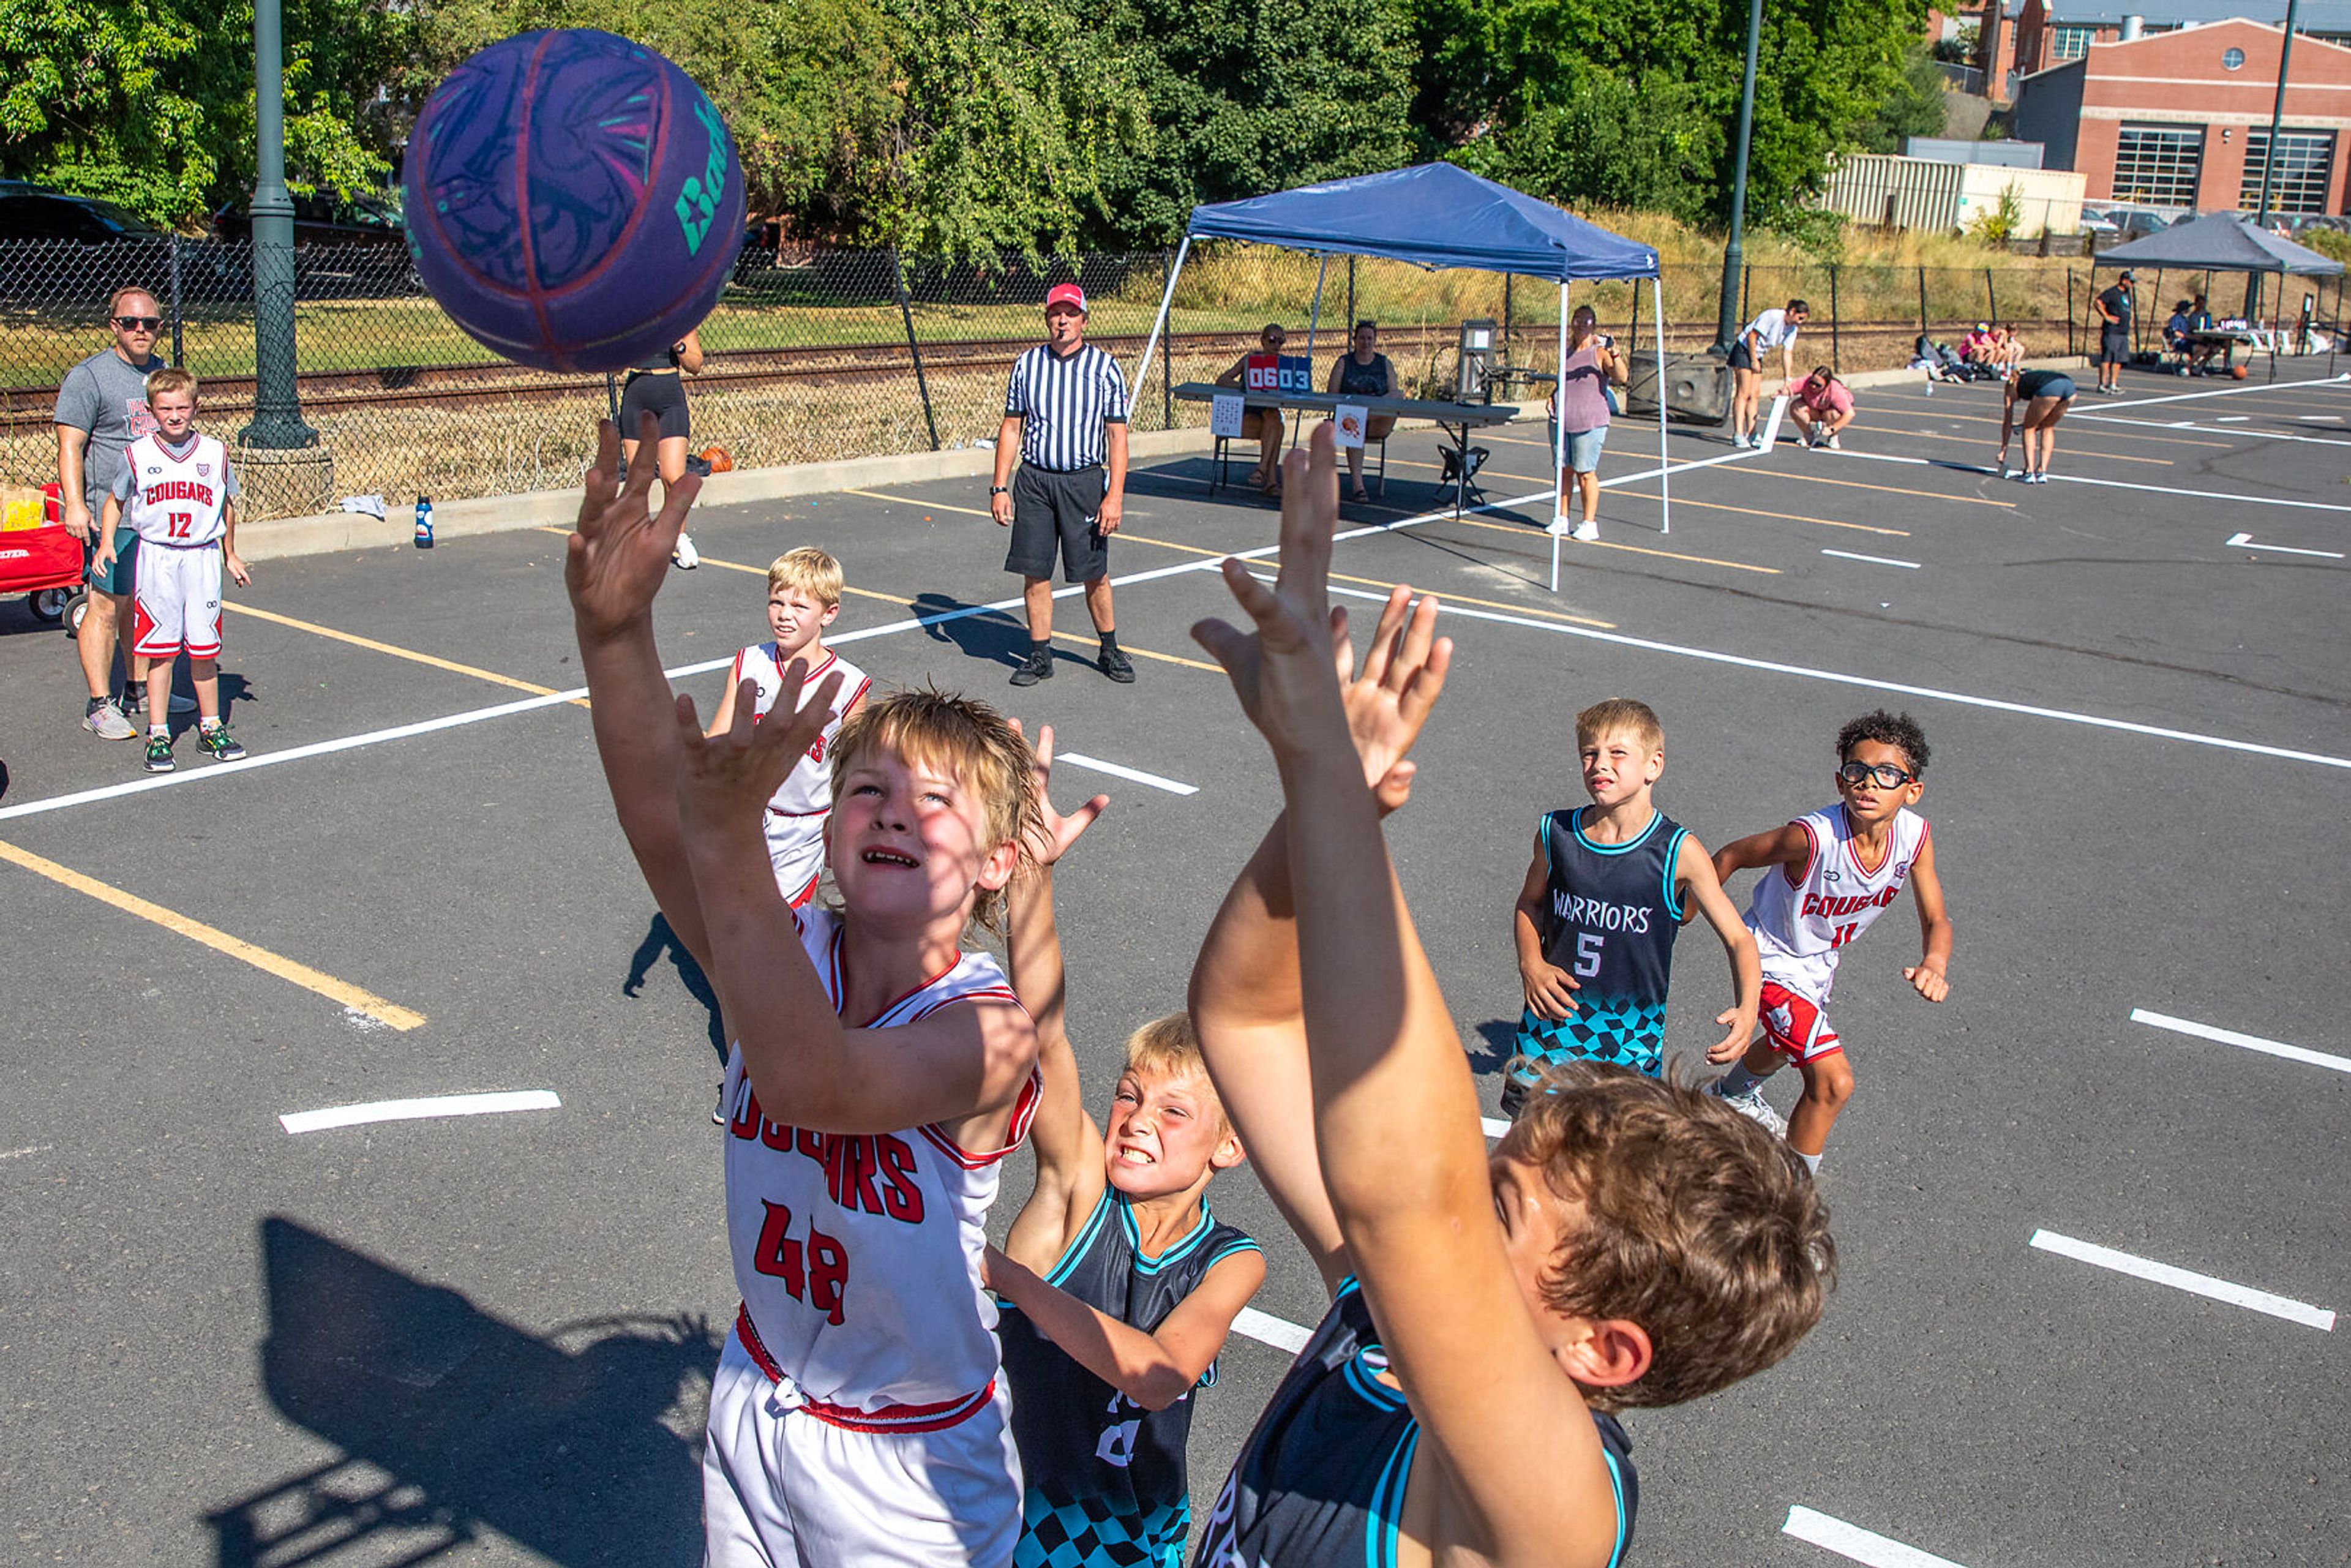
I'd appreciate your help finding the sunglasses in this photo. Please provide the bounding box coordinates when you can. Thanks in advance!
[1838,760,1914,789]
[114,315,162,331]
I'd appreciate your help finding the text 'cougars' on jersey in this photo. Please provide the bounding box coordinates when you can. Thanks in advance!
[727,1087,928,1226]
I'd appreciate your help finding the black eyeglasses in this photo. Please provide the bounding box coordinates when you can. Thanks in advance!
[114,315,161,331]
[1839,760,1914,789]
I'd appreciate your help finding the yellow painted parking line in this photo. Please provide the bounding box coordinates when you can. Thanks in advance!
[1841,423,2172,465]
[225,602,588,708]
[0,837,426,1030]
[1610,491,1908,536]
[1051,630,1223,673]
[1430,510,1782,574]
[1742,467,2015,508]
[841,488,995,519]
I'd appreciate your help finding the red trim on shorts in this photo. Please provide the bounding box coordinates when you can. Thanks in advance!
[733,1307,997,1432]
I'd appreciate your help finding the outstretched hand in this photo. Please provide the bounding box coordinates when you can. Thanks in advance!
[673,662,845,845]
[566,413,700,643]
[1010,720,1108,869]
[1333,585,1451,815]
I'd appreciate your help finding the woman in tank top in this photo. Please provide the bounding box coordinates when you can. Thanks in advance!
[618,328,707,567]
[1322,320,1397,503]
[1546,306,1625,542]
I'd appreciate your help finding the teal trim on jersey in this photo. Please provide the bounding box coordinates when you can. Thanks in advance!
[1660,826,1689,923]
[1202,1236,1264,1271]
[1120,1193,1218,1277]
[1570,807,1662,857]
[1601,1446,1630,1568]
[1043,1188,1116,1288]
[1366,1424,1422,1568]
[1341,1349,1409,1413]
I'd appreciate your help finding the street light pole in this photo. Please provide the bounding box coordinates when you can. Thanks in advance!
[241,0,316,449]
[2248,0,2301,324]
[1714,0,1767,353]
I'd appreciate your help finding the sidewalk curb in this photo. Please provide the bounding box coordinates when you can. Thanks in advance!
[234,426,1226,563]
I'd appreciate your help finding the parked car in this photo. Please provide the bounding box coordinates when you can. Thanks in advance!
[0,188,179,302]
[208,193,414,297]
[208,192,406,248]
[2077,206,2121,238]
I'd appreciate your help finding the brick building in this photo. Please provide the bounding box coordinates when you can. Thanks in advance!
[2010,19,2351,211]
[1977,0,2351,96]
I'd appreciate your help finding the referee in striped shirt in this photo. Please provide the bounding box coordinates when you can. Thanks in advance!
[990,283,1133,686]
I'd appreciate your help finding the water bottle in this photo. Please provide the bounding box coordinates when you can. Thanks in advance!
[413,496,434,549]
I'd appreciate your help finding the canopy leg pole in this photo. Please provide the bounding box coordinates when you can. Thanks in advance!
[1132,235,1191,424]
[1553,280,1569,553]
[1654,276,1671,537]
[1297,254,1329,452]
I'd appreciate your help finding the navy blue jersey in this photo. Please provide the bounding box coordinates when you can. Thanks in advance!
[1195,1278,1635,1568]
[1001,1189,1259,1568]
[1516,808,1689,1076]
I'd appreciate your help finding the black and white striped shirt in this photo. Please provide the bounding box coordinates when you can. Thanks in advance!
[1005,342,1130,472]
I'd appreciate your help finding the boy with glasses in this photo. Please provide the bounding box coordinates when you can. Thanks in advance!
[56,287,187,740]
[1703,711,1953,1174]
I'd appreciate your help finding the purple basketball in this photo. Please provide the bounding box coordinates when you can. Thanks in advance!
[403,30,745,373]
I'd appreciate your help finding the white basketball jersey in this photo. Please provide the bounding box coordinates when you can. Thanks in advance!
[732,645,868,901]
[1746,804,1930,1002]
[719,906,1036,1411]
[121,433,231,546]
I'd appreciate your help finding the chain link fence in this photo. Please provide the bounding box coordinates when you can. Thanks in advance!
[5,237,2342,521]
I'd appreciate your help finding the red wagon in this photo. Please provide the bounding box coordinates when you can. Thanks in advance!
[0,482,88,632]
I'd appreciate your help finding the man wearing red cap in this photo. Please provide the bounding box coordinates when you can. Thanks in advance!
[990,282,1133,686]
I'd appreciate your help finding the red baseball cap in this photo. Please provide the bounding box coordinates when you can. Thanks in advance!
[1044,283,1087,313]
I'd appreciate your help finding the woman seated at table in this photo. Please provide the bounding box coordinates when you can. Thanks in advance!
[1215,322,1290,495]
[1324,319,1397,503]
[2164,300,2194,375]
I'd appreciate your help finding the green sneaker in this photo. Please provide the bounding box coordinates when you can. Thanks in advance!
[143,732,174,773]
[197,722,246,763]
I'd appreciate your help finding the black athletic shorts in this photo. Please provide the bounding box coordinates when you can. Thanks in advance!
[1727,339,1756,372]
[2098,324,2131,367]
[620,369,690,440]
[1005,463,1108,583]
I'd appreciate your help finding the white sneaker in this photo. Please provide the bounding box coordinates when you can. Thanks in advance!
[1823,433,1841,451]
[83,700,135,741]
[672,532,700,570]
[1706,1078,1788,1138]
[1570,519,1599,542]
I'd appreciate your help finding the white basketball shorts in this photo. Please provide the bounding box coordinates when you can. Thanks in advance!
[763,812,827,910]
[132,541,222,661]
[702,1325,1021,1568]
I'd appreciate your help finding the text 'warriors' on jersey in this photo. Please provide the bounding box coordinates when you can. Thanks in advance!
[1515,808,1688,1077]
[719,906,1035,1412]
[1744,804,1929,1002]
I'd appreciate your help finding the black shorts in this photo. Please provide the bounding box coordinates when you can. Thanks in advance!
[620,370,690,440]
[1727,339,1756,372]
[2098,324,2131,367]
[1005,464,1108,583]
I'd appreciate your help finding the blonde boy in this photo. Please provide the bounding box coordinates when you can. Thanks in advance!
[708,547,871,907]
[568,413,1043,1567]
[1185,429,1833,1568]
[93,368,250,773]
[986,729,1264,1568]
[1503,699,1758,1112]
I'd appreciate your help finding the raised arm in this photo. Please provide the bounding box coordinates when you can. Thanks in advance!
[675,329,706,375]
[985,1243,1264,1410]
[1001,726,1111,1270]
[566,415,714,964]
[1674,833,1760,1062]
[1195,429,1622,1564]
[1902,830,1954,1003]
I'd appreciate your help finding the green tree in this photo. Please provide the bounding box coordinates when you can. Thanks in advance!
[0,0,412,222]
[1856,40,1950,155]
[1455,70,1717,221]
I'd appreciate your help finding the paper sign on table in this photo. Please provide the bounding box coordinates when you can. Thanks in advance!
[1209,393,1246,439]
[1332,404,1368,449]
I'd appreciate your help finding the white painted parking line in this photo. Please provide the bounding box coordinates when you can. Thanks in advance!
[2102,372,2350,410]
[1056,753,1198,796]
[281,1089,563,1135]
[1835,448,2351,514]
[2028,1230,2335,1330]
[1482,1117,1511,1138]
[1783,1506,1971,1568]
[2224,530,2345,559]
[2129,1008,2351,1074]
[2,1144,51,1161]
[2075,415,2351,447]
[1309,583,2351,771]
[2217,414,2250,422]
[1230,1307,1314,1356]
[1821,549,1921,570]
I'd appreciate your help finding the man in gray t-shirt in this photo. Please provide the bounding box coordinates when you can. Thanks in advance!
[56,288,176,738]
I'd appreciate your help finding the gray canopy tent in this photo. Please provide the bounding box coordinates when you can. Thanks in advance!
[1131,165,1669,589]
[2093,215,2345,375]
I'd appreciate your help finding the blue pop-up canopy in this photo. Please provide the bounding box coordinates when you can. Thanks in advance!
[1133,164,1674,577]
[1185,163,1660,282]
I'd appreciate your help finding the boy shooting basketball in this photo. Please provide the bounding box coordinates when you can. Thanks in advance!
[568,412,1043,1567]
[93,368,249,773]
[1705,711,1954,1174]
[707,547,871,908]
[988,726,1264,1568]
[1187,428,1833,1567]
[1504,698,1758,1112]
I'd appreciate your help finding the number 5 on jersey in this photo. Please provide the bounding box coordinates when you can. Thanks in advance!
[1574,931,1604,978]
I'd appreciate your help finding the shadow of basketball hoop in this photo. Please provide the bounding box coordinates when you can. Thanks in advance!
[205,1217,718,1568]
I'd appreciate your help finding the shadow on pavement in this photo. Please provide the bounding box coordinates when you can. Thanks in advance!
[625,912,727,1063]
[207,1217,716,1568]
[910,590,1032,671]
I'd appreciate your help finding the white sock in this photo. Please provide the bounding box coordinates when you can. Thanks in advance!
[1717,1062,1771,1097]
[199,717,221,732]
[1798,1150,1823,1176]
[148,724,168,739]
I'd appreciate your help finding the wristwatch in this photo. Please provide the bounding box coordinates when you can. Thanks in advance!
[989,486,1009,495]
